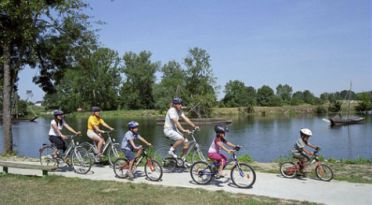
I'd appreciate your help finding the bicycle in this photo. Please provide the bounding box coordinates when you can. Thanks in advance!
[113,146,163,181]
[155,128,206,172]
[39,135,92,174]
[279,149,334,181]
[190,146,256,188]
[80,130,122,166]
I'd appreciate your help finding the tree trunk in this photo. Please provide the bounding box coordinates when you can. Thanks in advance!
[2,45,13,154]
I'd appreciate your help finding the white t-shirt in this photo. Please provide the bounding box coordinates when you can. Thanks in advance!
[164,107,185,131]
[48,119,64,136]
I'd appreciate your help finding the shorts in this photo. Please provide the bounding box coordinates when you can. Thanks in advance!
[122,149,135,161]
[208,152,227,166]
[292,151,310,161]
[49,135,66,152]
[164,129,184,141]
[87,130,100,140]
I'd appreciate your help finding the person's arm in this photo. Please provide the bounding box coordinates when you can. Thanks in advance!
[216,141,234,154]
[138,136,151,146]
[225,141,236,148]
[307,142,319,150]
[129,139,141,150]
[181,115,198,130]
[52,123,67,140]
[172,118,190,133]
[102,121,114,131]
[64,122,81,136]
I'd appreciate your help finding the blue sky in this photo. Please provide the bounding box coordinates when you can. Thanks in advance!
[18,0,372,101]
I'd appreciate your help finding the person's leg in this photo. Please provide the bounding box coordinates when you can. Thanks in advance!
[165,130,184,158]
[208,153,224,176]
[124,150,136,179]
[88,131,105,155]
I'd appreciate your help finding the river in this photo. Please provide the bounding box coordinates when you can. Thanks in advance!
[1,114,371,162]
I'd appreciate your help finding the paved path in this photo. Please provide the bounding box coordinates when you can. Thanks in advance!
[3,163,372,205]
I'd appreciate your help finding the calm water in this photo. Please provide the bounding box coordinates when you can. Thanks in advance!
[1,115,371,162]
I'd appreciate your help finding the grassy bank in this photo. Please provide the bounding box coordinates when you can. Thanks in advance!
[0,174,312,205]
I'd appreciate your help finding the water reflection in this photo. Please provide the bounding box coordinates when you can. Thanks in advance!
[0,115,371,162]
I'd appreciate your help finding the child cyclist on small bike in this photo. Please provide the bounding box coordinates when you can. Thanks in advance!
[120,121,152,179]
[208,124,238,178]
[291,128,320,176]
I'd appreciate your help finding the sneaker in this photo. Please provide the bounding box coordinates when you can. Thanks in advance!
[127,171,134,180]
[168,150,177,158]
[215,174,224,179]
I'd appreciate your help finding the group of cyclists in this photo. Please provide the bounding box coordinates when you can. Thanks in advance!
[48,97,319,179]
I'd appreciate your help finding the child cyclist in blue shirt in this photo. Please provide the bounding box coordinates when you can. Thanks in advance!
[121,121,152,179]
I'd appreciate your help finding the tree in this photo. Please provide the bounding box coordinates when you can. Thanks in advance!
[153,60,187,112]
[1,0,96,153]
[257,85,275,106]
[184,47,217,117]
[276,84,292,103]
[120,51,159,109]
[43,48,121,112]
[291,91,304,105]
[355,92,372,113]
[303,90,316,105]
[222,80,256,107]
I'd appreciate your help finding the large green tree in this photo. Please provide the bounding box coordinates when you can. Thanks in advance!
[0,0,96,153]
[184,48,217,118]
[120,51,159,109]
[222,80,256,107]
[276,84,292,103]
[257,85,275,106]
[43,48,121,112]
[153,60,187,112]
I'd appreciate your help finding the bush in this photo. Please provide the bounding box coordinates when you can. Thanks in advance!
[328,101,342,113]
[237,154,254,163]
[315,106,327,114]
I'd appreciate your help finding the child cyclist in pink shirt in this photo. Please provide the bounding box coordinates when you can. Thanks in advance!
[208,124,238,178]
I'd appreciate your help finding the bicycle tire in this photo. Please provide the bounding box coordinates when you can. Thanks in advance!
[108,143,121,166]
[71,146,92,174]
[39,145,58,167]
[190,161,213,185]
[230,162,256,188]
[113,158,129,178]
[280,162,297,178]
[315,164,334,181]
[144,159,163,181]
[162,157,178,173]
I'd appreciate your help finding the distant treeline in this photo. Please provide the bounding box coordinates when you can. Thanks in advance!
[32,47,371,116]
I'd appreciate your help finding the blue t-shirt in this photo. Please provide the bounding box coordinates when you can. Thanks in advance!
[121,130,141,151]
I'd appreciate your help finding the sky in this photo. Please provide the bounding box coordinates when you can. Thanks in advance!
[18,0,372,102]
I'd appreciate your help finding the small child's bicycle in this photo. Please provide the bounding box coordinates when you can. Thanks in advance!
[190,146,256,188]
[113,146,163,181]
[279,150,334,181]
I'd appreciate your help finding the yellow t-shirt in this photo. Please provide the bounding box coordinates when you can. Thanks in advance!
[87,115,104,131]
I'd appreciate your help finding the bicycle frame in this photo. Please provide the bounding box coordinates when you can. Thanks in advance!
[90,131,116,154]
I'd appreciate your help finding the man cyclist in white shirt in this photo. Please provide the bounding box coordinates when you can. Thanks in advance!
[164,97,199,160]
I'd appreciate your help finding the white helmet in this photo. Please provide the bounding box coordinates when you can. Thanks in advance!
[300,128,312,136]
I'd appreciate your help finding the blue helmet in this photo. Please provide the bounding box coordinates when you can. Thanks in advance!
[53,110,63,116]
[92,106,101,112]
[172,97,183,105]
[128,121,139,129]
[215,124,229,134]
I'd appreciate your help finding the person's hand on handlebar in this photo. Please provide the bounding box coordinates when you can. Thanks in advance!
[184,129,191,134]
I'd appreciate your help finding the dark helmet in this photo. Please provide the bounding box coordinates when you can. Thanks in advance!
[128,121,139,129]
[172,97,183,105]
[92,106,101,112]
[215,124,228,134]
[53,110,63,116]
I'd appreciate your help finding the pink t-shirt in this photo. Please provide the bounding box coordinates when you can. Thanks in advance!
[208,137,227,154]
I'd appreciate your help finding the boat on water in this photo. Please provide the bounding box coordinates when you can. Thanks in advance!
[329,116,364,126]
[328,82,364,126]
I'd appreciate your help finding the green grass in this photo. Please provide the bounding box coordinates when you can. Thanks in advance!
[0,174,313,205]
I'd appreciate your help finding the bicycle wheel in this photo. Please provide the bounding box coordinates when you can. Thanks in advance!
[71,146,92,174]
[144,159,163,181]
[108,143,122,166]
[191,146,207,163]
[190,161,213,185]
[113,158,129,178]
[231,163,256,188]
[280,162,297,178]
[39,145,58,167]
[316,164,334,181]
[162,157,178,173]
